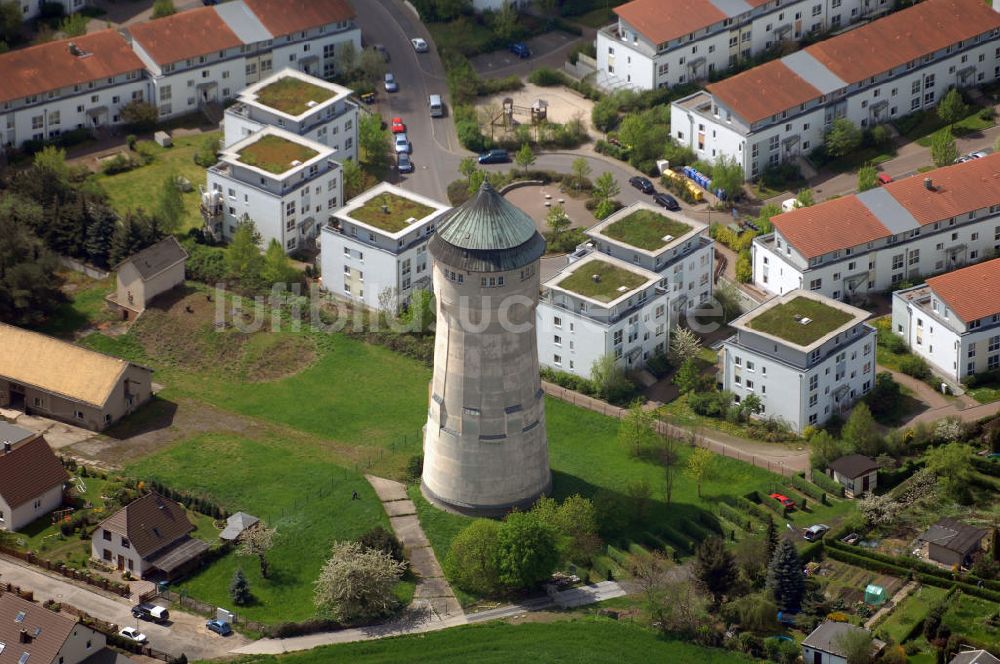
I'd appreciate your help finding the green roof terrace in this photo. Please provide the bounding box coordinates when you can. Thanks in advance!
[745,295,856,347]
[253,76,337,116]
[601,209,693,251]
[236,134,319,175]
[555,259,649,303]
[346,192,436,234]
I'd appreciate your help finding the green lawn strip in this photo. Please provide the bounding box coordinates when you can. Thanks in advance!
[348,193,435,233]
[602,209,692,251]
[125,431,389,624]
[941,591,1000,644]
[969,384,1000,404]
[254,77,336,116]
[213,618,756,664]
[95,132,221,233]
[747,296,853,346]
[556,260,648,302]
[877,585,948,643]
[426,17,499,57]
[40,273,116,339]
[13,476,112,568]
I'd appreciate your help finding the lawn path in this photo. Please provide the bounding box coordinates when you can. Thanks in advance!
[865,580,918,630]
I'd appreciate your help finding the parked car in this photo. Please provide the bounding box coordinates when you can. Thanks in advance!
[384,73,398,93]
[802,524,830,541]
[969,150,989,159]
[206,619,232,636]
[629,175,655,194]
[769,492,796,510]
[510,42,531,58]
[955,155,973,164]
[201,0,218,4]
[411,37,428,53]
[652,192,680,211]
[359,92,376,105]
[781,198,803,212]
[118,627,147,643]
[394,133,410,154]
[131,603,169,623]
[391,117,406,134]
[478,149,510,164]
[877,172,893,185]
[373,44,390,63]
[397,152,413,173]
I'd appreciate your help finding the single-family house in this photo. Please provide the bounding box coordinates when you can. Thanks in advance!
[108,236,188,320]
[917,518,988,568]
[0,593,106,664]
[0,434,68,531]
[950,650,1000,664]
[802,621,884,664]
[827,454,879,498]
[92,492,209,579]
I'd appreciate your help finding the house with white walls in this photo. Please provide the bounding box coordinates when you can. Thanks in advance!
[0,594,107,664]
[0,433,68,532]
[892,257,1000,382]
[669,0,1000,179]
[17,0,87,22]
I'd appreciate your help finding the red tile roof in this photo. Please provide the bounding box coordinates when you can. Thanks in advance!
[243,0,355,38]
[128,6,244,65]
[0,436,68,509]
[613,0,727,46]
[926,257,1000,323]
[809,0,1000,86]
[707,59,823,124]
[771,196,889,260]
[0,30,144,105]
[885,153,1000,226]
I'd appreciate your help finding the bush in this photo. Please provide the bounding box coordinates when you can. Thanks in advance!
[689,391,733,418]
[528,67,567,87]
[811,471,845,497]
[358,526,405,564]
[788,474,827,502]
[101,153,139,175]
[899,354,932,380]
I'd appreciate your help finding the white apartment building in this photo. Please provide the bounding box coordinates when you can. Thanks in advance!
[203,127,342,252]
[576,202,715,316]
[670,0,1000,179]
[318,183,451,310]
[892,257,1000,382]
[752,154,1000,302]
[223,68,358,162]
[0,30,146,148]
[720,290,876,432]
[596,0,886,92]
[18,0,86,22]
[537,253,670,379]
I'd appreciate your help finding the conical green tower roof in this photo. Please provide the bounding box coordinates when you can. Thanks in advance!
[429,181,546,273]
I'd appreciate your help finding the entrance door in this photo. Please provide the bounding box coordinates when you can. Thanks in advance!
[813,652,822,664]
[862,474,870,492]
[117,554,125,571]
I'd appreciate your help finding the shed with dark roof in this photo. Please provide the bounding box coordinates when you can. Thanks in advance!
[0,436,68,532]
[109,236,188,319]
[827,454,879,498]
[917,518,988,568]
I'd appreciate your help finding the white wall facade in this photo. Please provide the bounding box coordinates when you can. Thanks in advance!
[129,41,247,119]
[0,484,63,532]
[91,525,146,575]
[18,0,86,21]
[57,624,106,664]
[802,647,847,664]
[831,467,877,497]
[269,26,361,80]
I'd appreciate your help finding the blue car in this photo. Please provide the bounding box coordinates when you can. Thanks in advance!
[478,149,510,164]
[510,42,531,58]
[206,620,232,636]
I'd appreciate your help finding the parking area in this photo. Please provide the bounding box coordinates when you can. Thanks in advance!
[470,30,582,76]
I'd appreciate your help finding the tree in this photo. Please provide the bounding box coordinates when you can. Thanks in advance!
[342,158,364,200]
[495,511,559,590]
[590,354,633,403]
[659,435,682,504]
[0,210,64,326]
[514,143,536,175]
[864,371,902,420]
[673,357,702,394]
[735,250,752,283]
[0,1,21,46]
[685,447,715,497]
[694,536,739,608]
[120,100,159,131]
[593,198,616,220]
[591,96,620,133]
[766,538,804,612]
[618,400,658,457]
[937,88,968,129]
[491,2,518,42]
[84,205,118,268]
[58,11,87,37]
[400,289,435,334]
[571,157,592,188]
[236,524,276,578]
[796,188,815,208]
[193,135,220,167]
[712,155,743,202]
[735,537,770,588]
[857,162,878,193]
[809,430,847,471]
[756,203,780,235]
[226,218,263,281]
[931,130,959,167]
[765,518,778,560]
[151,0,176,18]
[358,47,387,85]
[459,156,478,185]
[334,41,357,77]
[314,540,407,621]
[445,519,501,595]
[545,204,571,237]
[631,551,675,624]
[261,239,298,285]
[156,174,184,234]
[842,403,882,456]
[925,442,975,502]
[358,526,405,563]
[551,494,601,563]
[33,145,70,190]
[229,568,251,605]
[592,171,620,204]
[825,118,862,157]
[359,113,390,170]
[669,326,702,363]
[109,212,152,265]
[834,628,875,664]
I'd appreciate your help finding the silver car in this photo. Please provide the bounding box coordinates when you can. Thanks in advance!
[410,37,428,53]
[384,73,398,93]
[394,133,410,154]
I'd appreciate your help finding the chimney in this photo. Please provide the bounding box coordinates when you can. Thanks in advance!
[19,628,29,644]
[924,177,934,191]
[3,441,10,454]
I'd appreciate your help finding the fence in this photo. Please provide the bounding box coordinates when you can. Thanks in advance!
[0,548,131,597]
[541,382,797,478]
[160,589,268,633]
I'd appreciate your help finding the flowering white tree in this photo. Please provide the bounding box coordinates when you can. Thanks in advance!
[236,525,277,578]
[314,541,407,622]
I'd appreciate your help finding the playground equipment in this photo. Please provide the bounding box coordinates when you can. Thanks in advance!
[490,97,549,132]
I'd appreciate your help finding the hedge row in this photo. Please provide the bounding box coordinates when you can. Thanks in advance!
[657,523,696,555]
[606,545,630,567]
[679,517,714,543]
[748,491,788,518]
[698,511,724,535]
[789,474,827,501]
[592,555,626,581]
[730,496,773,524]
[718,503,754,532]
[641,531,676,561]
[971,457,1000,477]
[628,542,653,560]
[799,540,825,563]
[810,471,845,497]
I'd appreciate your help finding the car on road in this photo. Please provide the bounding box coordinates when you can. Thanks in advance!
[769,492,796,510]
[955,155,974,163]
[802,524,830,541]
[206,619,232,636]
[394,133,410,154]
[652,192,680,211]
[877,172,893,185]
[411,38,428,53]
[478,149,510,164]
[969,150,989,159]
[373,44,390,63]
[391,117,406,134]
[131,603,169,623]
[629,176,655,194]
[384,73,398,93]
[397,152,413,173]
[510,42,531,58]
[118,627,147,643]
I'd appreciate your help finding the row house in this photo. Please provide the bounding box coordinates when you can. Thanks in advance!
[18,0,86,22]
[752,154,1000,302]
[670,0,1000,179]
[892,257,1000,382]
[597,0,887,91]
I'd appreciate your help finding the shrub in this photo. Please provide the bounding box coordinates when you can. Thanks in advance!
[788,474,826,501]
[689,391,733,418]
[101,153,139,175]
[528,67,566,87]
[811,471,845,497]
[899,354,932,380]
[358,526,405,564]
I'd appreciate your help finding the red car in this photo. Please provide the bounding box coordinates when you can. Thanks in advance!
[877,172,893,185]
[391,117,406,134]
[769,492,796,510]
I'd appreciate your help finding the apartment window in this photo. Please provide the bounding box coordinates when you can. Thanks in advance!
[809,278,822,290]
[809,375,818,391]
[924,73,935,88]
[812,3,821,15]
[31,115,43,129]
[161,85,172,101]
[554,335,562,346]
[613,330,623,345]
[891,254,904,270]
[809,394,818,407]
[734,375,742,385]
[121,537,130,549]
[989,354,1000,370]
[908,249,919,266]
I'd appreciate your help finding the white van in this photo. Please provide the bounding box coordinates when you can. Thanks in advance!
[428,94,443,118]
[781,198,803,213]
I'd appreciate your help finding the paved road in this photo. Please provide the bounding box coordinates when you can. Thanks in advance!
[0,556,248,660]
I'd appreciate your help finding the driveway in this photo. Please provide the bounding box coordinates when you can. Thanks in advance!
[0,410,95,449]
[470,28,592,79]
[0,556,249,661]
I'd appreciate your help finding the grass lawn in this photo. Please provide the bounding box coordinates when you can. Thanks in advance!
[125,431,388,623]
[237,135,319,175]
[347,192,436,233]
[601,209,692,251]
[95,132,220,233]
[941,590,1000,645]
[902,105,997,146]
[217,618,756,664]
[39,272,115,339]
[746,296,854,346]
[13,476,112,568]
[254,77,336,116]
[968,382,1000,404]
[819,146,895,174]
[570,7,615,27]
[426,16,499,57]
[878,584,949,643]
[555,259,648,302]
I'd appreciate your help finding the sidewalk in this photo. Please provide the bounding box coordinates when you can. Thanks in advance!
[877,365,1000,427]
